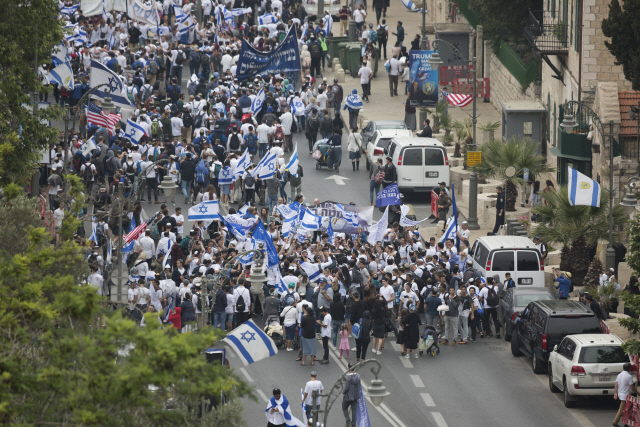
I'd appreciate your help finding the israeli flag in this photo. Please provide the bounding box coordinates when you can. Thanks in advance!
[367,206,389,244]
[218,166,234,185]
[150,25,172,36]
[174,4,187,22]
[276,204,299,221]
[251,87,266,115]
[336,204,359,228]
[51,42,69,66]
[88,216,98,243]
[230,7,253,16]
[439,183,459,244]
[214,101,227,118]
[108,33,117,49]
[568,167,601,207]
[45,61,75,90]
[301,209,323,231]
[59,4,79,15]
[322,13,333,36]
[271,266,289,298]
[178,14,196,36]
[258,12,278,26]
[265,394,306,427]
[80,136,98,157]
[401,0,423,12]
[345,93,363,109]
[90,60,136,109]
[102,0,108,22]
[66,27,87,46]
[327,219,335,245]
[253,221,280,268]
[301,389,308,426]
[125,119,146,143]
[106,239,112,265]
[255,152,278,179]
[233,149,252,179]
[224,319,278,365]
[238,203,250,216]
[290,97,305,115]
[285,144,299,177]
[299,261,324,282]
[187,200,221,221]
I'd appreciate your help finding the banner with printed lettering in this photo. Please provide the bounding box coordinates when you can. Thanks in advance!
[306,201,374,234]
[408,50,438,107]
[236,24,301,82]
[375,183,401,207]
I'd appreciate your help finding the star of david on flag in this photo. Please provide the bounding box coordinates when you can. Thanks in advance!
[223,319,278,365]
[188,200,220,221]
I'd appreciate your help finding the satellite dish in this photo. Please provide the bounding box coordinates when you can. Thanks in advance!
[505,166,517,178]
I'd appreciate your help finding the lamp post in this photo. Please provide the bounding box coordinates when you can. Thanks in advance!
[310,359,389,426]
[560,101,617,271]
[420,0,428,50]
[620,177,639,216]
[429,40,479,229]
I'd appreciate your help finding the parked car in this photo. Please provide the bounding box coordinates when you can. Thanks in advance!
[365,129,414,170]
[548,334,635,408]
[499,287,555,341]
[511,300,603,374]
[384,136,449,194]
[469,236,545,286]
[361,120,407,145]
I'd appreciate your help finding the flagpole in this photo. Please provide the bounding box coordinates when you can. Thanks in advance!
[116,182,124,303]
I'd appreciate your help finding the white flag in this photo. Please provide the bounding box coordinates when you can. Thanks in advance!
[567,167,601,207]
[188,200,221,221]
[90,60,135,109]
[368,206,389,244]
[45,61,74,90]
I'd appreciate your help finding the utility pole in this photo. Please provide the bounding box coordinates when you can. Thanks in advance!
[420,0,427,49]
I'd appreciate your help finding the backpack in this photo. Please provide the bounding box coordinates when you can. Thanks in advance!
[229,133,241,150]
[369,29,378,42]
[169,85,180,102]
[182,111,193,128]
[126,87,135,103]
[274,124,285,141]
[151,121,160,138]
[282,291,296,308]
[374,170,385,184]
[175,51,184,66]
[72,152,84,172]
[505,279,516,289]
[180,235,190,252]
[148,60,158,75]
[326,90,335,108]
[310,42,321,58]
[245,133,257,152]
[190,50,201,63]
[486,285,499,307]
[210,163,222,180]
[195,293,202,311]
[125,161,136,179]
[351,318,362,339]
[351,268,363,284]
[104,157,116,175]
[156,80,167,98]
[235,288,247,312]
[95,223,107,247]
[141,85,152,102]
[149,221,161,240]
[244,173,256,187]
[193,111,205,129]
[196,160,208,184]
[307,115,318,132]
[377,26,386,41]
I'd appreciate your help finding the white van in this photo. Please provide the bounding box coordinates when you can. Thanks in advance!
[469,236,545,286]
[365,129,414,170]
[384,137,450,193]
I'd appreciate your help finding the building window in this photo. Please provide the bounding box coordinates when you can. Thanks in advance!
[524,122,533,137]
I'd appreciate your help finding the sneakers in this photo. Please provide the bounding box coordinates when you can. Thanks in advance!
[458,340,467,345]
[414,354,419,359]
[319,360,329,364]
[496,334,501,339]
[450,341,457,346]
[286,348,294,351]
[405,354,410,358]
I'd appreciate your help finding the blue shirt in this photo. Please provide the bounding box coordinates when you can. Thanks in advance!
[557,275,571,298]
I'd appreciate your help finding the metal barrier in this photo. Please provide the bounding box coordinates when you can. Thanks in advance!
[451,77,491,98]
[622,395,640,427]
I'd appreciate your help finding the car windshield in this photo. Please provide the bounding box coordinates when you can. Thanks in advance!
[377,124,406,130]
[515,293,553,308]
[579,346,628,364]
[547,316,602,334]
[376,138,392,148]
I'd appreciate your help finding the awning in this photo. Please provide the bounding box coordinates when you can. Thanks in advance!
[548,146,592,161]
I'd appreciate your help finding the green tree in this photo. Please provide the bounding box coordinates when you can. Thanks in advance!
[602,0,640,90]
[0,192,252,425]
[620,292,640,355]
[475,137,554,211]
[0,0,65,186]
[469,0,543,47]
[625,213,640,274]
[530,186,627,285]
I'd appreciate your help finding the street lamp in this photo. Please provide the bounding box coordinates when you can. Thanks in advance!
[429,39,479,230]
[560,101,616,270]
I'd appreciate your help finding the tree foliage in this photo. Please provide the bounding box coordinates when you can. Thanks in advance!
[0,184,45,256]
[0,0,65,185]
[602,0,640,90]
[625,213,640,275]
[469,0,543,47]
[583,257,604,289]
[619,292,640,355]
[0,224,252,426]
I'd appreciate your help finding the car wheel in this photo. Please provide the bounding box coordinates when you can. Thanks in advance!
[548,367,560,393]
[366,159,371,170]
[511,331,521,356]
[504,322,512,341]
[532,351,545,374]
[563,379,576,408]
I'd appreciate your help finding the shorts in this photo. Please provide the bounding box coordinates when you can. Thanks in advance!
[225,313,233,323]
[221,184,231,195]
[285,324,296,340]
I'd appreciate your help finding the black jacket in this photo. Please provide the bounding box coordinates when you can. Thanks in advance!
[383,163,397,183]
[180,159,197,181]
[417,125,432,138]
[350,300,365,325]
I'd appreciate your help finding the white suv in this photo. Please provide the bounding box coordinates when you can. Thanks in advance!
[548,334,635,407]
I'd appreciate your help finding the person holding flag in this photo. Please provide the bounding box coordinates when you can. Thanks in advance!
[265,388,306,427]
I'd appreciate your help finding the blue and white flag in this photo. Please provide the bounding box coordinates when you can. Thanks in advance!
[174,4,187,22]
[254,152,278,179]
[80,136,98,157]
[88,216,98,243]
[108,32,117,49]
[322,13,333,36]
[238,203,250,216]
[90,60,136,109]
[301,209,326,231]
[299,22,308,39]
[290,97,305,115]
[251,87,266,115]
[376,182,401,207]
[178,14,196,36]
[224,319,278,365]
[252,221,280,268]
[356,384,372,427]
[45,61,74,89]
[276,204,299,221]
[336,204,359,228]
[66,27,87,45]
[399,204,430,227]
[299,261,324,282]
[439,183,458,244]
[150,25,172,36]
[258,12,278,25]
[222,214,257,242]
[229,7,253,16]
[301,389,308,426]
[233,149,252,179]
[122,216,137,255]
[327,219,335,245]
[277,203,300,238]
[345,92,363,109]
[367,206,389,244]
[125,119,146,143]
[187,200,221,221]
[218,166,234,185]
[568,166,601,207]
[102,0,108,22]
[128,0,160,26]
[59,4,80,15]
[51,42,70,66]
[285,144,299,177]
[401,0,423,12]
[264,394,306,427]
[271,266,289,295]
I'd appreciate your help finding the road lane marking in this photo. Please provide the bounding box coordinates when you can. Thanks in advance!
[257,389,268,403]
[410,375,424,387]
[421,393,435,406]
[431,412,448,427]
[392,343,401,352]
[380,403,406,426]
[240,368,253,382]
[399,356,414,368]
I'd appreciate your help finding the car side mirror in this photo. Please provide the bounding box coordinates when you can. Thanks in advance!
[553,345,558,352]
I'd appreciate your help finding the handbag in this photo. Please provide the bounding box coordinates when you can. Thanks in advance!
[312,149,322,160]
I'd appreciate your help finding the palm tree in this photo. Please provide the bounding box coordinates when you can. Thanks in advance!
[530,186,627,285]
[453,118,473,165]
[475,137,554,211]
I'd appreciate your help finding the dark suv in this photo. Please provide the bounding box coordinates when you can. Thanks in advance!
[510,300,603,374]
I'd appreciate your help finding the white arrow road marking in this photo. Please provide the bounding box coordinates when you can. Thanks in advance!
[325,174,350,185]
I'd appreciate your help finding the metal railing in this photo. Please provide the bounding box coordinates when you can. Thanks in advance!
[523,10,569,55]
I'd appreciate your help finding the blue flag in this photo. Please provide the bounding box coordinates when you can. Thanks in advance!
[236,24,301,82]
[252,221,279,268]
[439,182,458,245]
[356,384,372,427]
[376,182,401,207]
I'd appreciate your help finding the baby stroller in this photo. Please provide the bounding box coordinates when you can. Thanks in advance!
[264,314,285,349]
[312,139,332,170]
[419,325,441,356]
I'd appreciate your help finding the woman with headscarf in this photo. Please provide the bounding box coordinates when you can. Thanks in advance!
[402,304,422,358]
[300,44,311,78]
[343,89,363,130]
[355,310,372,362]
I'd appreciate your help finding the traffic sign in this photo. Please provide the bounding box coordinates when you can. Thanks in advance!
[467,151,482,167]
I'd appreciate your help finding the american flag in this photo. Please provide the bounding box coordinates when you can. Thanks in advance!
[441,89,473,108]
[86,102,121,136]
[123,213,159,244]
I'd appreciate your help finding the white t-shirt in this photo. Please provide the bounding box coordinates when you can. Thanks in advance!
[358,66,372,84]
[172,213,184,235]
[379,285,394,309]
[233,286,251,313]
[137,286,152,305]
[399,290,419,309]
[479,285,498,309]
[170,116,184,136]
[304,380,324,405]
[616,370,635,401]
[226,293,235,313]
[353,9,366,23]
[320,313,332,338]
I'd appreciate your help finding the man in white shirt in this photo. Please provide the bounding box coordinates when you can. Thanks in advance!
[318,306,332,364]
[302,372,324,421]
[387,55,400,96]
[614,364,637,425]
[87,266,105,296]
[353,4,366,33]
[456,221,471,241]
[233,279,251,324]
[399,283,419,310]
[170,112,184,138]
[172,207,185,236]
[138,229,156,267]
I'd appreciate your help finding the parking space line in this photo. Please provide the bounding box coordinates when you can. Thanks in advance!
[257,389,268,403]
[240,367,253,382]
[421,393,435,406]
[410,375,424,387]
[431,412,448,427]
[399,356,414,368]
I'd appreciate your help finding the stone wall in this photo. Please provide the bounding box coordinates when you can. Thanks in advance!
[488,51,539,114]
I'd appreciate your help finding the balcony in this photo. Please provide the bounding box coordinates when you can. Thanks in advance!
[524,10,569,56]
